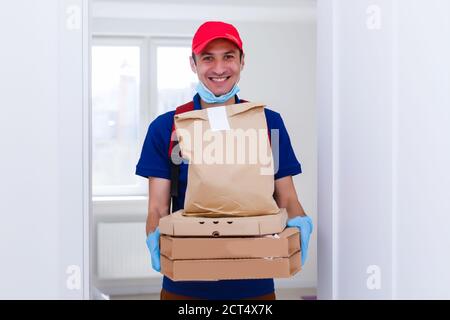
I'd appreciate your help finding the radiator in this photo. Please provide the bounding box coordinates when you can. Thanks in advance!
[97,222,158,279]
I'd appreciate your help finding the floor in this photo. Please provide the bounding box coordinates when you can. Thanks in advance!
[110,287,317,300]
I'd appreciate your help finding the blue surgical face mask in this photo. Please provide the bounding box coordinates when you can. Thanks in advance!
[195,81,240,104]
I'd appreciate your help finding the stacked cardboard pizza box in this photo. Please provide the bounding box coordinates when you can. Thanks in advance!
[158,208,301,281]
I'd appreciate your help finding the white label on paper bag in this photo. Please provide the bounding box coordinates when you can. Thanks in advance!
[207,106,230,131]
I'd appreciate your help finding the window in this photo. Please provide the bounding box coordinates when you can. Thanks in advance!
[155,45,197,115]
[92,37,196,197]
[92,38,145,196]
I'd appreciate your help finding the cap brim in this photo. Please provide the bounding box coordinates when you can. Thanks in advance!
[193,35,241,55]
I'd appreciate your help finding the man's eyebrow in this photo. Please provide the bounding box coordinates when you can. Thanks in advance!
[200,50,238,56]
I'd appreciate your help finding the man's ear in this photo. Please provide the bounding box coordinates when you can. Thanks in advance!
[189,56,197,73]
[240,53,245,71]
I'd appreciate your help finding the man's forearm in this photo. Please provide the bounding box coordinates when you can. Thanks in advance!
[146,205,170,236]
[286,198,307,219]
[146,212,160,236]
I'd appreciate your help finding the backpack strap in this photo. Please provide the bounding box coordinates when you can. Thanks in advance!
[168,101,196,159]
[168,101,195,213]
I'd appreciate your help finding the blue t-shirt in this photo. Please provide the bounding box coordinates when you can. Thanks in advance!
[136,94,301,299]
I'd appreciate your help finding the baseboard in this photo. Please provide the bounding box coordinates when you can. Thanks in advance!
[94,277,163,296]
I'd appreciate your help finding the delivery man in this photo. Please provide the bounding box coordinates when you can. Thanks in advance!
[136,21,313,300]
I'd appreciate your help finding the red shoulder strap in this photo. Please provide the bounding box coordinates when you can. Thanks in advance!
[175,100,196,115]
[168,101,195,158]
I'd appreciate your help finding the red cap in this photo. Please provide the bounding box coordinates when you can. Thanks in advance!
[192,21,243,55]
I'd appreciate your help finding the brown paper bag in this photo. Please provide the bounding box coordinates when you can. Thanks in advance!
[174,102,279,217]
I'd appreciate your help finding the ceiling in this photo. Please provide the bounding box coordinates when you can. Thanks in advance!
[92,0,316,8]
[92,0,316,22]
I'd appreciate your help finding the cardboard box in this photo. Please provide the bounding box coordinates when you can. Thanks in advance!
[159,208,288,237]
[161,227,299,260]
[160,227,301,281]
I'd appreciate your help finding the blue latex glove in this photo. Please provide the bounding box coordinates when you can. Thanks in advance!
[287,216,313,266]
[146,227,161,272]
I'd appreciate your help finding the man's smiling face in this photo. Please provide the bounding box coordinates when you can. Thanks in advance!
[190,38,245,97]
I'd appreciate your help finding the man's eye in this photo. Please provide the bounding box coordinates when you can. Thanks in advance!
[203,56,213,62]
[224,55,235,60]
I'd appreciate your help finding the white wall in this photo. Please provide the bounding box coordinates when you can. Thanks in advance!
[240,20,317,290]
[318,0,450,299]
[92,1,317,291]
[0,0,90,299]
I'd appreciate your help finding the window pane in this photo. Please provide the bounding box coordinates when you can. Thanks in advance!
[91,45,140,190]
[157,46,197,115]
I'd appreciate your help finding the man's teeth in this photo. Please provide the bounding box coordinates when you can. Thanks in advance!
[210,77,228,82]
